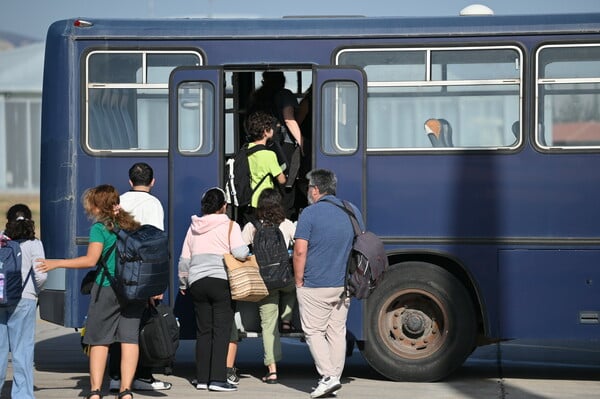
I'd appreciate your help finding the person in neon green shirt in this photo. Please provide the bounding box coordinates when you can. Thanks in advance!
[246,112,287,209]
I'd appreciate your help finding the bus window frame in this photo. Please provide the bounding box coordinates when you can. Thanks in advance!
[335,45,524,153]
[535,43,600,152]
[83,49,203,155]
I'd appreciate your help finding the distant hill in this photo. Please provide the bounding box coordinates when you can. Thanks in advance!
[0,30,40,51]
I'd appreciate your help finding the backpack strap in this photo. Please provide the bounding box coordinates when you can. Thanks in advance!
[320,198,364,298]
[320,199,362,236]
[245,144,273,201]
[15,239,34,289]
[227,220,234,252]
[96,242,118,302]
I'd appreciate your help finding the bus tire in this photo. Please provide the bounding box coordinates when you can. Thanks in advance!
[362,261,477,382]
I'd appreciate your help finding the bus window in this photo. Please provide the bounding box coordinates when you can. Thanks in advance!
[337,47,521,150]
[537,44,600,149]
[85,50,201,153]
[177,81,214,154]
[321,81,359,154]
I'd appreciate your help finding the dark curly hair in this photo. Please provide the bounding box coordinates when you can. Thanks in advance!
[4,203,36,240]
[256,188,285,226]
[245,111,277,142]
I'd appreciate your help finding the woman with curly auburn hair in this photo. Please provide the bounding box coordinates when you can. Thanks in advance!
[37,184,141,399]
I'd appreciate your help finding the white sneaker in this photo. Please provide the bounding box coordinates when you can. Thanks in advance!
[132,377,172,391]
[191,379,207,390]
[109,378,120,392]
[310,376,342,398]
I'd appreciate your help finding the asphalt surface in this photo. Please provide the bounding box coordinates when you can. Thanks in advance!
[2,314,600,399]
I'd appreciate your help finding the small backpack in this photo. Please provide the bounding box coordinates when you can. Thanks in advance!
[225,143,272,208]
[251,220,294,290]
[98,225,170,302]
[139,303,180,372]
[324,200,388,299]
[0,237,29,306]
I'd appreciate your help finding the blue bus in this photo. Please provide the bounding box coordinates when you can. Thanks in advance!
[39,12,600,382]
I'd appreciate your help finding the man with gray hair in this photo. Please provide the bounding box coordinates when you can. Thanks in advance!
[293,169,363,398]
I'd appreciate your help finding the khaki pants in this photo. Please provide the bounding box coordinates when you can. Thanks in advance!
[296,286,350,378]
[258,284,297,365]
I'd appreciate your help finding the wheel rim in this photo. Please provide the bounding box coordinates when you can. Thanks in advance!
[377,288,448,359]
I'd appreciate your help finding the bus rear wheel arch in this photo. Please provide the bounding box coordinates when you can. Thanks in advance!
[362,261,477,382]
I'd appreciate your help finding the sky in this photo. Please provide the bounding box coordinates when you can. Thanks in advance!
[2,0,600,41]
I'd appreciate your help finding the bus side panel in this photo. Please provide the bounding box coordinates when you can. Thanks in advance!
[499,250,600,338]
[366,145,600,340]
[39,23,79,327]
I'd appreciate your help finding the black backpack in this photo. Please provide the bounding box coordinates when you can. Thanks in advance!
[139,303,180,371]
[251,220,294,290]
[225,143,272,208]
[324,200,388,299]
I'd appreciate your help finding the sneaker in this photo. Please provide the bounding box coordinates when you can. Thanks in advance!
[109,378,120,393]
[132,377,172,391]
[226,367,240,385]
[310,376,342,398]
[208,381,238,392]
[191,379,207,390]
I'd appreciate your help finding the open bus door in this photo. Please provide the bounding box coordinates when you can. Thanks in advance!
[168,67,224,337]
[312,66,367,212]
[312,66,368,337]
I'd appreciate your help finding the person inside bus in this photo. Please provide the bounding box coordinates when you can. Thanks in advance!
[36,185,142,399]
[241,188,297,384]
[248,71,303,219]
[108,162,172,392]
[243,111,287,224]
[294,85,313,213]
[177,187,249,392]
[0,204,47,399]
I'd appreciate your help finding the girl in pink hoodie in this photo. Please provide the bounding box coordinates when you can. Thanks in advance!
[177,187,248,392]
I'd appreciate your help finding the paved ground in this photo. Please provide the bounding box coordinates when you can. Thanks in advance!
[2,315,600,399]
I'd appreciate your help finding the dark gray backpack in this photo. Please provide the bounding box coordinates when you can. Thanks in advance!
[324,200,388,299]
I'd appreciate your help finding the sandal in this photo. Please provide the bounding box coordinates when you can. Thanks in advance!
[280,320,298,333]
[117,389,133,399]
[262,372,278,384]
[86,390,102,399]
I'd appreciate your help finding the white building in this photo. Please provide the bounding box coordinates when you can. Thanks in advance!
[0,42,44,192]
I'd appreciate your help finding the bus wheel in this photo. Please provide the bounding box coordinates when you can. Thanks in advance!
[362,261,476,382]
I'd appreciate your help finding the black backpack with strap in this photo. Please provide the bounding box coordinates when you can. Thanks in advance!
[251,220,294,290]
[225,143,272,208]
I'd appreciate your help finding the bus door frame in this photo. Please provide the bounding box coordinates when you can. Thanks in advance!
[312,66,367,214]
[168,66,224,336]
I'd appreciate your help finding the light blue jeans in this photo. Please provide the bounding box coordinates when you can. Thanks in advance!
[0,298,37,399]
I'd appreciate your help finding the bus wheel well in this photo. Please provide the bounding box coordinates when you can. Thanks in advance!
[386,252,486,338]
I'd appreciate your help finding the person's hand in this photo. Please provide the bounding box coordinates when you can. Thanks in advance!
[179,289,187,296]
[148,293,164,306]
[35,258,59,273]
